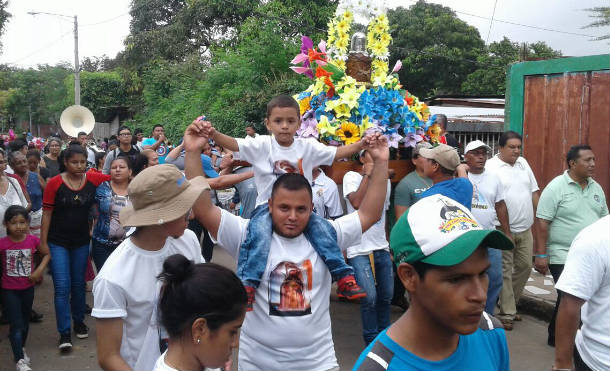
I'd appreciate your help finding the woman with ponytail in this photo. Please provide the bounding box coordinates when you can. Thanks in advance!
[153,255,246,371]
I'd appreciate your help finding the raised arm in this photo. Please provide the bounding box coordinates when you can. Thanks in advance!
[335,138,366,160]
[184,120,223,239]
[357,135,389,233]
[165,142,184,161]
[345,162,374,210]
[208,172,254,190]
[200,121,240,152]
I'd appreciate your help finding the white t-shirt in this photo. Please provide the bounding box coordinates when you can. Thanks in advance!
[342,171,391,258]
[87,147,96,167]
[486,155,539,233]
[235,135,336,206]
[0,177,28,238]
[555,216,610,371]
[468,170,505,229]
[312,170,343,219]
[213,209,362,371]
[92,230,204,371]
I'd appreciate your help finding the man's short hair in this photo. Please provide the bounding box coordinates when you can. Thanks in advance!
[77,131,87,137]
[499,131,522,147]
[266,95,300,118]
[152,124,164,132]
[134,128,143,135]
[8,139,27,152]
[566,144,592,168]
[271,173,312,200]
[117,125,131,136]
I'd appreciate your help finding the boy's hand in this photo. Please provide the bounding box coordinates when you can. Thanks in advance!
[184,120,210,152]
[367,134,389,162]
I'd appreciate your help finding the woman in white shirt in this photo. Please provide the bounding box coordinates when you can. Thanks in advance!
[153,254,247,371]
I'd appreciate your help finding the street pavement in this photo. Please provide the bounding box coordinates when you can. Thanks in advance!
[0,246,557,371]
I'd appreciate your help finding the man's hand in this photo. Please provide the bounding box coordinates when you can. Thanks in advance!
[199,120,217,139]
[157,133,166,143]
[184,120,210,152]
[366,134,389,162]
[534,256,549,275]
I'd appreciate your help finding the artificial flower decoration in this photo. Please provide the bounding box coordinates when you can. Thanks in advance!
[336,122,361,145]
[290,0,433,147]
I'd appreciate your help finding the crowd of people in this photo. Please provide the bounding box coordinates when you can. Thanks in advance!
[0,95,607,371]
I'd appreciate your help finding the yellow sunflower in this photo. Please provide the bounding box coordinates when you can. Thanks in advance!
[336,122,361,145]
[336,19,349,33]
[342,10,353,23]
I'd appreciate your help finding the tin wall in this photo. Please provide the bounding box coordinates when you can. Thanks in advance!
[522,70,610,199]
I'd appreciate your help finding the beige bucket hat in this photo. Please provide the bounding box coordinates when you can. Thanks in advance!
[120,164,210,227]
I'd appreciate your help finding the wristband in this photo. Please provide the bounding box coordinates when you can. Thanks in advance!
[535,254,548,258]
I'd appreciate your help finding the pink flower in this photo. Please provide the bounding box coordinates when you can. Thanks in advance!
[392,60,402,73]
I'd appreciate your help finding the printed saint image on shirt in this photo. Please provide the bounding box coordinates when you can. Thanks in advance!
[273,159,304,176]
[471,184,489,210]
[268,260,313,316]
[6,249,32,277]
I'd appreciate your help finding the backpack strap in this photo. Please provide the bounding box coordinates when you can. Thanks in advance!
[479,311,504,330]
[355,341,394,371]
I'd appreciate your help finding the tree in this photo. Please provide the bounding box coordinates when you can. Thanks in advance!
[0,1,10,53]
[461,38,561,95]
[64,71,130,122]
[388,1,485,98]
[584,6,610,40]
[123,0,260,67]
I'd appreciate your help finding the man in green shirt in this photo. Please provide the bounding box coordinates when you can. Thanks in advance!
[534,144,609,347]
[394,142,433,220]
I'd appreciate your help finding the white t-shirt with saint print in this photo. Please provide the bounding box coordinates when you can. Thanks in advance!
[235,135,336,206]
[213,209,362,371]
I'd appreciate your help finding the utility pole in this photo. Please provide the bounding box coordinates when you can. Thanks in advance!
[74,15,80,106]
[28,105,32,134]
[28,11,80,105]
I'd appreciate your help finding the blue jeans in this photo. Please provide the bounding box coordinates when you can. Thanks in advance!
[485,247,503,314]
[2,287,34,362]
[236,204,353,288]
[348,250,394,345]
[91,239,118,272]
[49,243,89,335]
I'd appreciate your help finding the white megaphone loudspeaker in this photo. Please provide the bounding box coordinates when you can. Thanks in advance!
[60,105,95,138]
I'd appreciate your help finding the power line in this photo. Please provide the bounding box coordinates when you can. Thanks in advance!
[81,12,130,27]
[486,0,498,44]
[5,31,72,65]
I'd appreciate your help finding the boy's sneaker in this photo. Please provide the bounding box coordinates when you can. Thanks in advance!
[74,321,89,339]
[244,286,256,312]
[58,334,72,350]
[22,348,30,365]
[16,359,32,371]
[336,275,367,300]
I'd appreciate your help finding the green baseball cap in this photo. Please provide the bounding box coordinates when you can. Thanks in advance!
[390,194,514,267]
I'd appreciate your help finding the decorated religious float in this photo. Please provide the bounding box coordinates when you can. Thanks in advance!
[289,0,446,183]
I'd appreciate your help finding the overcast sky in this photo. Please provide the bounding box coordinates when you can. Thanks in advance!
[0,0,608,69]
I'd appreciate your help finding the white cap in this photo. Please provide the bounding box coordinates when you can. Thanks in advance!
[464,140,491,154]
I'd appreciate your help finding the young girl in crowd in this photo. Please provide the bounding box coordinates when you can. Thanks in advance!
[91,156,132,270]
[0,206,50,371]
[153,255,247,371]
[41,144,109,350]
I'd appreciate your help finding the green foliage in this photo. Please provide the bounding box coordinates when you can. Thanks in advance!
[0,0,10,54]
[64,71,130,122]
[0,64,72,127]
[124,0,259,67]
[388,1,485,98]
[584,7,610,40]
[461,38,562,95]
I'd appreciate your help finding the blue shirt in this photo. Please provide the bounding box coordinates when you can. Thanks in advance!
[422,177,473,210]
[25,171,42,211]
[353,327,509,371]
[142,137,169,164]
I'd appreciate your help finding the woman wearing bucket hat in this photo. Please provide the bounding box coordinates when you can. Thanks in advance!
[92,164,210,371]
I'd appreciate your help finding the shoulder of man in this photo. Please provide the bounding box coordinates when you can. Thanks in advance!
[354,338,395,371]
